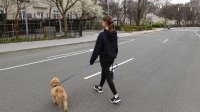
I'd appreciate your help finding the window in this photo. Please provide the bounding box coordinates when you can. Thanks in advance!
[27,13,32,19]
[37,11,44,18]
[53,10,59,19]
[19,10,25,19]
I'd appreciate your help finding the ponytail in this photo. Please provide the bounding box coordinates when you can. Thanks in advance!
[102,15,115,32]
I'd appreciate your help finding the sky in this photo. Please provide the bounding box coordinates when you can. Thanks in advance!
[171,0,190,4]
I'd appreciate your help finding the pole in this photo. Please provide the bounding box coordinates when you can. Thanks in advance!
[59,19,62,33]
[24,1,28,37]
[107,0,109,15]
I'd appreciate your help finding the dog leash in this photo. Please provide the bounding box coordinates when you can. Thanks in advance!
[60,61,100,84]
[110,62,119,80]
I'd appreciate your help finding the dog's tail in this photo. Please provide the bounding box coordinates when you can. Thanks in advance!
[63,98,68,112]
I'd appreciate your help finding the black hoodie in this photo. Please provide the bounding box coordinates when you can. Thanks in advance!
[90,29,118,65]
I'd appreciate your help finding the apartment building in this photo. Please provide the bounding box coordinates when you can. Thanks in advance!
[0,0,61,20]
[190,0,200,7]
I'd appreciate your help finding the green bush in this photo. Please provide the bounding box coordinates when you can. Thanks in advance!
[115,25,122,31]
[152,22,164,28]
[114,25,152,32]
[122,25,134,32]
[145,25,152,30]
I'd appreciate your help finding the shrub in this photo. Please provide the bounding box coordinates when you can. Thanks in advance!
[145,25,152,30]
[115,25,122,31]
[152,22,164,28]
[122,25,134,32]
[115,25,152,32]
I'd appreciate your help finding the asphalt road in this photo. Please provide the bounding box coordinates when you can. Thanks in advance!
[0,27,200,112]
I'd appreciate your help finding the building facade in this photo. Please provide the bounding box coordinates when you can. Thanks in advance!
[0,0,61,20]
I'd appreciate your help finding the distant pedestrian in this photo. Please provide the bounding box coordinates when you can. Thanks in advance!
[90,15,121,103]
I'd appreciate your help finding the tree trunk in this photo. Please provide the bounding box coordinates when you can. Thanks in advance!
[3,13,7,33]
[48,6,52,26]
[123,0,126,25]
[130,19,132,25]
[164,18,167,28]
[63,15,68,36]
[136,9,141,26]
[14,12,19,39]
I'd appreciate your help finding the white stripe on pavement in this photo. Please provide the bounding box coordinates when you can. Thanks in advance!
[47,49,93,59]
[0,55,80,72]
[119,39,135,45]
[162,39,168,44]
[0,39,135,72]
[195,31,200,38]
[84,58,134,79]
[48,39,135,59]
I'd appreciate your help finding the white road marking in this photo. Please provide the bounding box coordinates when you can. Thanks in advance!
[84,58,134,79]
[0,55,77,72]
[0,38,135,72]
[195,31,200,37]
[162,39,168,44]
[0,50,95,72]
[119,39,135,45]
[47,49,93,59]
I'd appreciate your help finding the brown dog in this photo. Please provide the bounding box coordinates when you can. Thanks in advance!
[50,77,68,112]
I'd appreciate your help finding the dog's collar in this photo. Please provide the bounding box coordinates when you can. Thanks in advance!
[52,84,59,88]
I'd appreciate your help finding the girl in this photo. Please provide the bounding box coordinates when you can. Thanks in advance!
[90,15,121,103]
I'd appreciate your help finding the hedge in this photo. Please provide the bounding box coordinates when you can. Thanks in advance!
[115,25,152,32]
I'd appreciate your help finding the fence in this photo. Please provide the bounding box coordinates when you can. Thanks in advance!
[0,19,94,43]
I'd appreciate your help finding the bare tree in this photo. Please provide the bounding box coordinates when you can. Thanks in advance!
[12,0,34,38]
[0,0,14,32]
[135,0,159,26]
[51,0,80,36]
[97,0,114,15]
[45,0,55,26]
[126,0,137,25]
[12,0,24,38]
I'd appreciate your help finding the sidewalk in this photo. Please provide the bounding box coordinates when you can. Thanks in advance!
[0,28,165,53]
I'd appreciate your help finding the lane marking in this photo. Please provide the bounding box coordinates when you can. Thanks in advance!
[0,57,65,72]
[162,39,168,44]
[48,39,135,59]
[47,49,93,59]
[84,58,134,79]
[0,39,135,72]
[195,31,200,37]
[119,39,135,45]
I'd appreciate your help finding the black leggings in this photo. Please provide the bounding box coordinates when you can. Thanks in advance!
[99,58,117,95]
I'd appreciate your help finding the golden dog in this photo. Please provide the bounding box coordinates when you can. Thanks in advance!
[50,77,68,112]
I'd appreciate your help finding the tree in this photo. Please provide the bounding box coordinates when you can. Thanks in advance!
[126,0,137,25]
[71,0,103,17]
[68,0,103,31]
[51,0,79,36]
[12,0,24,38]
[12,0,34,38]
[45,0,55,26]
[121,0,137,25]
[0,0,14,32]
[135,0,159,26]
[136,0,146,26]
[157,3,188,26]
